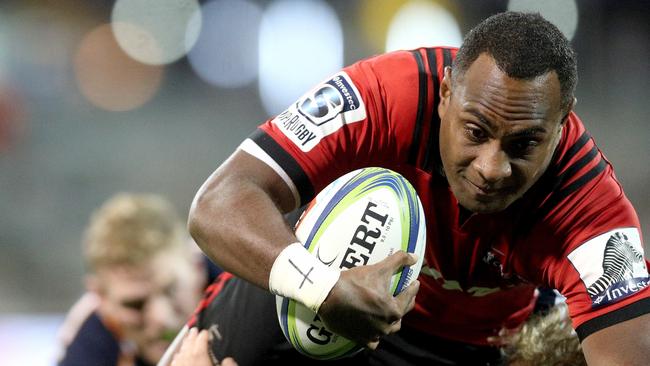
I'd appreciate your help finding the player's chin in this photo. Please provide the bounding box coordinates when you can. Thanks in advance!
[141,340,172,364]
[460,195,515,214]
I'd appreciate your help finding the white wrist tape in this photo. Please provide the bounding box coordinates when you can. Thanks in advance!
[269,242,340,313]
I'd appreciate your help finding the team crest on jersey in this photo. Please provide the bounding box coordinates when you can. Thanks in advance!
[567,228,648,308]
[271,72,366,152]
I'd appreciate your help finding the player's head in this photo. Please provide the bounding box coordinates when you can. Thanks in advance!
[83,193,204,364]
[502,304,586,366]
[437,12,577,213]
[453,12,577,112]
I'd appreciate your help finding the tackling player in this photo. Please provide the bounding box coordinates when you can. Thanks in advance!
[57,193,213,366]
[188,12,650,365]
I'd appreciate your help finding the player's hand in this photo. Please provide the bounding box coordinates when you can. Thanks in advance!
[317,251,420,349]
[171,327,238,366]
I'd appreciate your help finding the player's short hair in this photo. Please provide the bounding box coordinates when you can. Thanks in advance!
[453,11,577,111]
[83,193,185,271]
[502,303,586,366]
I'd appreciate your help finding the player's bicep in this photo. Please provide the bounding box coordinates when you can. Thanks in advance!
[211,148,298,213]
[581,312,650,365]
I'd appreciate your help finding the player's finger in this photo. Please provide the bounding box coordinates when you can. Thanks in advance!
[194,329,210,353]
[395,279,420,313]
[387,318,402,334]
[221,357,239,366]
[366,338,380,350]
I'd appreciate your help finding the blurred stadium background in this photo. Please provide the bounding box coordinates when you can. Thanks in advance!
[0,0,647,364]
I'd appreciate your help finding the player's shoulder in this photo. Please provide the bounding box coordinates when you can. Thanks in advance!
[515,111,636,253]
[535,112,621,218]
[57,307,120,366]
[350,46,457,80]
[346,47,457,85]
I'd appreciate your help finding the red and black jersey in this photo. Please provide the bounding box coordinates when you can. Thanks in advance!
[241,47,650,345]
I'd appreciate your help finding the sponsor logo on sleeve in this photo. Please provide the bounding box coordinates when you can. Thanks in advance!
[568,228,649,308]
[271,72,366,152]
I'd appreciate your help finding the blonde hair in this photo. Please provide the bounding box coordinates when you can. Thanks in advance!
[502,304,586,366]
[83,193,185,271]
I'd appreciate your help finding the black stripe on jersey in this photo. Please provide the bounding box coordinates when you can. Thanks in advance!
[423,48,453,174]
[408,50,427,165]
[557,157,607,199]
[442,48,453,70]
[536,157,607,220]
[576,297,650,342]
[422,48,439,172]
[523,133,606,228]
[249,128,315,205]
[538,130,591,193]
[558,131,591,169]
[556,145,599,187]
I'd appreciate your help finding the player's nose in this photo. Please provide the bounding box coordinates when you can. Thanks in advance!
[144,295,181,330]
[473,143,512,184]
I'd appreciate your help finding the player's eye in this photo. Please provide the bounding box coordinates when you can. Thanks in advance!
[122,299,146,311]
[164,283,176,297]
[508,139,540,158]
[464,125,487,142]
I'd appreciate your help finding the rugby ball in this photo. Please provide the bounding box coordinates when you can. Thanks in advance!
[275,167,426,359]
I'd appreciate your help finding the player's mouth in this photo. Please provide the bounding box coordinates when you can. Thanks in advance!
[144,338,172,357]
[463,178,510,200]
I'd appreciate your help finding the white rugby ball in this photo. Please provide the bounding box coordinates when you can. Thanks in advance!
[275,167,426,360]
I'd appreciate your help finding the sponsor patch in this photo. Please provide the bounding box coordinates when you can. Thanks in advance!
[568,228,649,308]
[271,72,366,151]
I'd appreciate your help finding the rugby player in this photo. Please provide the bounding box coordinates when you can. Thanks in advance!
[57,193,212,366]
[188,12,650,365]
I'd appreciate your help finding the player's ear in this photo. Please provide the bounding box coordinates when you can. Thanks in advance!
[85,273,100,292]
[438,66,453,117]
[559,97,576,125]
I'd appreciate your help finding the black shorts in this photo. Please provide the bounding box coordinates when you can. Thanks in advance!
[194,275,502,366]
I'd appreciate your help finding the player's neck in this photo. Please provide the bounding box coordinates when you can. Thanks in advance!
[458,205,473,226]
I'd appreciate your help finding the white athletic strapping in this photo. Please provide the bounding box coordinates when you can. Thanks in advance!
[269,242,340,313]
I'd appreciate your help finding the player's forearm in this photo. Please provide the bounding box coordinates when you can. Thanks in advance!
[188,173,297,289]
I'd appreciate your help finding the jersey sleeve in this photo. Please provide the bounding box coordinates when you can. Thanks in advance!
[529,117,650,341]
[550,199,648,341]
[239,50,423,208]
